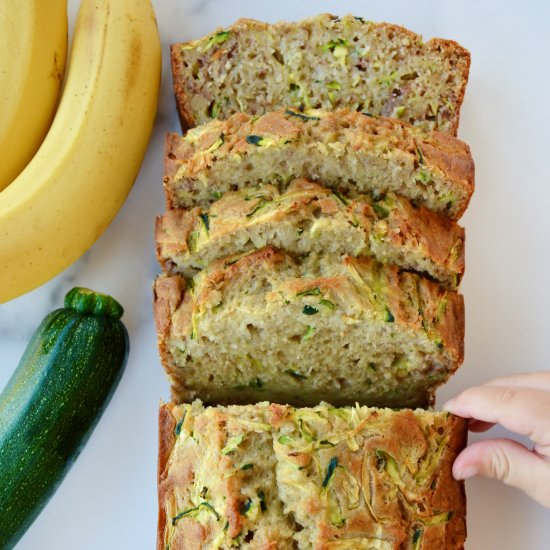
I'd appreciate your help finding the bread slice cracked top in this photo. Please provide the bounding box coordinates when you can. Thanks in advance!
[154,247,464,408]
[170,14,470,135]
[158,400,467,549]
[164,109,474,219]
[156,178,465,289]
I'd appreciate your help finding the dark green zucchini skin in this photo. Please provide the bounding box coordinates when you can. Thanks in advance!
[0,288,129,549]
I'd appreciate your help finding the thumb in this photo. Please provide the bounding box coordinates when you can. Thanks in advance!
[453,438,550,508]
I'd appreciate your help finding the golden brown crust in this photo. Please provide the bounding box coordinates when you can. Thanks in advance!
[170,43,195,132]
[157,402,176,550]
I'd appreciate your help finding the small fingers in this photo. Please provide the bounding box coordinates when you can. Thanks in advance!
[443,386,550,445]
[453,438,550,508]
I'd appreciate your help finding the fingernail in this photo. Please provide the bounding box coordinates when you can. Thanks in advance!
[454,465,477,480]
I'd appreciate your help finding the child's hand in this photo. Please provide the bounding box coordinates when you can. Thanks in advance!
[443,372,550,507]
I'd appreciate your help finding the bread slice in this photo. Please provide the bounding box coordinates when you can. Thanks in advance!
[153,247,464,408]
[158,400,467,549]
[157,178,465,289]
[170,14,470,135]
[163,109,474,219]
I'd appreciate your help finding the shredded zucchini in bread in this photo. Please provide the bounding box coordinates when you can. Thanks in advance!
[164,109,474,219]
[158,401,467,549]
[154,248,464,408]
[156,178,464,289]
[170,14,470,135]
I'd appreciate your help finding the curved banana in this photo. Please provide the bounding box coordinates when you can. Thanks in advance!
[0,0,161,303]
[0,0,68,191]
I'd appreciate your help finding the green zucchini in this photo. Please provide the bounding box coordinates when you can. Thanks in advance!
[0,287,129,549]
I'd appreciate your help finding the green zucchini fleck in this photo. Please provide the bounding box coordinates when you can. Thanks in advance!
[415,169,431,184]
[187,230,200,253]
[420,511,454,525]
[319,298,335,310]
[372,203,390,218]
[285,108,320,121]
[298,419,315,443]
[296,287,321,297]
[200,212,210,233]
[322,38,349,52]
[208,101,220,119]
[246,197,272,218]
[239,498,253,515]
[172,502,220,525]
[396,106,405,118]
[332,191,350,205]
[278,435,293,445]
[375,450,402,487]
[257,490,267,512]
[416,144,425,165]
[378,70,400,87]
[174,411,186,436]
[327,81,341,90]
[221,435,244,455]
[384,306,395,323]
[249,377,263,389]
[302,325,316,342]
[354,16,366,22]
[205,30,230,50]
[285,369,308,380]
[302,305,318,316]
[204,133,224,154]
[211,190,222,200]
[412,527,423,549]
[241,463,254,470]
[322,456,339,488]
[246,135,264,146]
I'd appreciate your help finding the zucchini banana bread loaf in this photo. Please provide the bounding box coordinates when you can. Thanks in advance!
[154,247,464,407]
[158,400,467,549]
[163,109,474,219]
[156,178,465,289]
[170,14,470,135]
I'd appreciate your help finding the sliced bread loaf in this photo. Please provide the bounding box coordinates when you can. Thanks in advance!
[170,14,470,135]
[158,400,467,549]
[164,109,474,219]
[154,247,464,408]
[156,178,465,288]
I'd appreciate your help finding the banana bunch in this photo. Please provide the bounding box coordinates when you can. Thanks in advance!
[0,0,161,304]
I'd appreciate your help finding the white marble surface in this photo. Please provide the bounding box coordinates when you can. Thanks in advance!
[2,0,549,547]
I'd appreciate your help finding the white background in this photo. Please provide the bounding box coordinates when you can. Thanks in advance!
[1,0,549,547]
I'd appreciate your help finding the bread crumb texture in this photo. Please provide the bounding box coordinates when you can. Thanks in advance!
[171,14,470,135]
[163,109,474,220]
[154,247,464,408]
[158,401,467,549]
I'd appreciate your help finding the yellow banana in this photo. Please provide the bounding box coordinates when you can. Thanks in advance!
[0,0,68,191]
[0,0,161,303]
